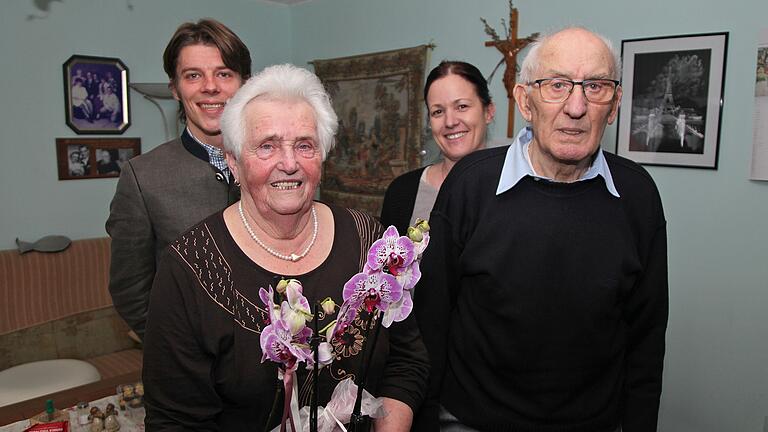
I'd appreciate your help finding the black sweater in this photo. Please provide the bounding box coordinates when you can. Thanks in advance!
[416,146,668,432]
[380,167,427,235]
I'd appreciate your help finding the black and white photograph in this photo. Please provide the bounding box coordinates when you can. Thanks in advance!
[56,137,140,180]
[616,32,728,169]
[66,144,90,177]
[63,54,131,135]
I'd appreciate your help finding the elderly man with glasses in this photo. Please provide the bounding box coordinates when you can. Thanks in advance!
[416,27,668,432]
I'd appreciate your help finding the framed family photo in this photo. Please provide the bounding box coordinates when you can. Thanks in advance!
[56,137,140,180]
[63,54,131,134]
[616,32,728,169]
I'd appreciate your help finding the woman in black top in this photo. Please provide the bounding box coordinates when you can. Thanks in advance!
[380,61,496,233]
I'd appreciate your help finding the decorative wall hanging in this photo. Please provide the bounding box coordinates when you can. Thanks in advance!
[63,55,131,134]
[56,137,140,180]
[616,33,728,169]
[312,45,431,216]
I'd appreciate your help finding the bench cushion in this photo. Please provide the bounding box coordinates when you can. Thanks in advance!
[0,359,101,407]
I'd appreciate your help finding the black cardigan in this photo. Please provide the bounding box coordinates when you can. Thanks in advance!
[379,166,427,234]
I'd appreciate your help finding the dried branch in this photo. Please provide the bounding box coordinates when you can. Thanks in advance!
[480,17,500,41]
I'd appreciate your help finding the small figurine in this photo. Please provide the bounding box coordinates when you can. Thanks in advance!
[105,404,118,417]
[89,406,105,432]
[121,384,134,401]
[104,416,120,432]
[104,404,120,432]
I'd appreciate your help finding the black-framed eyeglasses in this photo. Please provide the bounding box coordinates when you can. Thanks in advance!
[530,78,620,104]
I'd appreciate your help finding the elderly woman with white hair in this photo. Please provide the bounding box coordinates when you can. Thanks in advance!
[142,64,428,431]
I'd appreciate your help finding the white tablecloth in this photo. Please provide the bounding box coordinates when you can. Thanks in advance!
[0,395,144,432]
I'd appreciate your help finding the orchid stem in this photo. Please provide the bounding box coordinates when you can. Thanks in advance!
[348,311,379,431]
[310,303,319,432]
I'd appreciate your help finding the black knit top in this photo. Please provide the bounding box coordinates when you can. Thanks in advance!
[416,146,668,432]
[143,204,429,430]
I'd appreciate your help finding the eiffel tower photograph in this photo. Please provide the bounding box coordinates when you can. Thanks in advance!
[628,49,711,154]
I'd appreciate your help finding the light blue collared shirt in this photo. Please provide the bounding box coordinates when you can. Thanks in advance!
[496,127,620,198]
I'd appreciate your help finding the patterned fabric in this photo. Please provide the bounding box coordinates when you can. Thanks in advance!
[170,224,269,334]
[0,237,112,335]
[346,207,383,271]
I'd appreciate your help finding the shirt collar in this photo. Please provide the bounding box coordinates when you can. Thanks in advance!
[186,127,231,182]
[496,126,620,197]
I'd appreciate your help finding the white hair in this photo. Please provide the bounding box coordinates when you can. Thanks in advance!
[220,64,338,160]
[519,27,622,84]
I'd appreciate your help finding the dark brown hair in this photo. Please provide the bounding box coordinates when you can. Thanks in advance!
[424,60,492,108]
[163,18,252,122]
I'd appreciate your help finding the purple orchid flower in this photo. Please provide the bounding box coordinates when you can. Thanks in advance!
[259,286,281,325]
[367,226,415,276]
[394,259,421,292]
[282,280,312,335]
[260,319,313,371]
[382,290,413,327]
[343,270,403,315]
[328,299,359,342]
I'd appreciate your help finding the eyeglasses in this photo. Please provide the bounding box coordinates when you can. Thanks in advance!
[530,78,620,104]
[252,139,320,160]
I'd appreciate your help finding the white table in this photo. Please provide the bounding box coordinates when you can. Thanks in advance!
[0,395,144,432]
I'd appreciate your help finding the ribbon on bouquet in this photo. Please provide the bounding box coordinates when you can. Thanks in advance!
[279,369,303,432]
[270,378,386,432]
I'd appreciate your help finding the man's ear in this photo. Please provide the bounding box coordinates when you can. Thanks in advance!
[225,152,239,183]
[169,81,180,101]
[607,85,622,125]
[513,84,533,122]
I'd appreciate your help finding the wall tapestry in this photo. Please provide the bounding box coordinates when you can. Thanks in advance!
[312,45,430,216]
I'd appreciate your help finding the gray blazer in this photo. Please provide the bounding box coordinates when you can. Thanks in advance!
[105,136,239,338]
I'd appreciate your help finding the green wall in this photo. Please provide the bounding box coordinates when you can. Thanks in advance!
[1,0,767,430]
[290,1,768,431]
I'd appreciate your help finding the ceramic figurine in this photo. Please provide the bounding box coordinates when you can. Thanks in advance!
[104,414,120,432]
[89,406,105,432]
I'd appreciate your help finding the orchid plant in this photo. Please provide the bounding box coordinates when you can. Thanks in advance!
[259,279,334,432]
[260,220,430,432]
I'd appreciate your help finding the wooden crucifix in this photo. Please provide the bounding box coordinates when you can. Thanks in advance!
[482,2,538,137]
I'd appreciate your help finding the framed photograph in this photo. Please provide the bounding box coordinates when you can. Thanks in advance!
[56,137,140,180]
[63,54,130,134]
[616,32,728,169]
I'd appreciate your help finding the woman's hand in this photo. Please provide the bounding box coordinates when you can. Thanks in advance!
[373,397,413,432]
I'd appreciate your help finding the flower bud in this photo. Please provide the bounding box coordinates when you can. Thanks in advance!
[415,219,430,233]
[276,279,289,295]
[320,297,337,315]
[407,226,423,242]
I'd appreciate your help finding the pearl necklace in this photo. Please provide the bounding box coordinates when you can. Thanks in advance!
[238,201,318,262]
